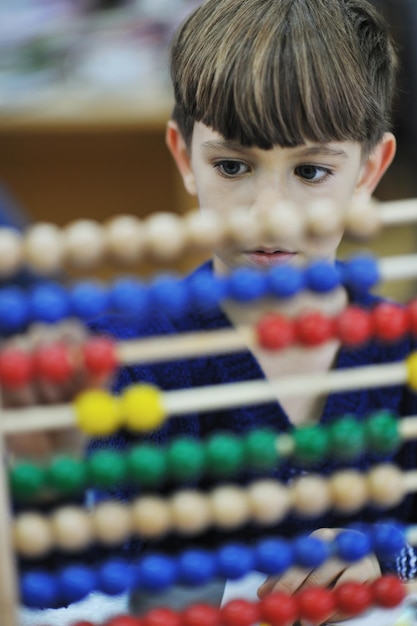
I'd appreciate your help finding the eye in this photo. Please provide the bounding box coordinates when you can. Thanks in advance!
[214,160,249,177]
[295,164,332,183]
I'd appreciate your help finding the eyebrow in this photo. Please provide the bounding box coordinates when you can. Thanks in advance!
[294,146,349,159]
[201,140,350,159]
[201,140,252,153]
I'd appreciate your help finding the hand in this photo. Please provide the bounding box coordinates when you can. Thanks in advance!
[257,528,381,625]
[2,320,112,461]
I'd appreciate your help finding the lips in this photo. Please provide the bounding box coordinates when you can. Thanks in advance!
[244,248,297,268]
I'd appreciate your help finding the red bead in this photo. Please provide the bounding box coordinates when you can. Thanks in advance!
[295,312,334,347]
[220,599,260,626]
[335,306,373,347]
[82,336,118,377]
[182,603,220,626]
[142,608,182,626]
[372,575,406,608]
[73,622,96,626]
[334,581,373,616]
[372,303,409,343]
[34,342,74,383]
[296,587,336,624]
[106,617,142,626]
[407,299,417,335]
[256,313,296,350]
[0,347,33,388]
[259,592,299,626]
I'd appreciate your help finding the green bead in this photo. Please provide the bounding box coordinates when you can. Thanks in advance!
[244,429,278,469]
[365,410,400,454]
[127,444,167,487]
[87,449,127,489]
[205,433,245,477]
[47,455,87,494]
[328,415,366,461]
[9,462,46,500]
[293,425,329,465]
[166,437,206,481]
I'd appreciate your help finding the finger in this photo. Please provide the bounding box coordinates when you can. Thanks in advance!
[258,566,315,597]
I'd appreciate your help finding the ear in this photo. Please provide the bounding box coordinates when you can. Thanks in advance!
[165,120,197,196]
[355,132,396,197]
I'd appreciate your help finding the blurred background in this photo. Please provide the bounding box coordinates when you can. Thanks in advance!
[0,0,416,298]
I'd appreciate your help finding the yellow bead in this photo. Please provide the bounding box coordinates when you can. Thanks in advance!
[74,390,121,436]
[406,352,417,391]
[120,384,166,432]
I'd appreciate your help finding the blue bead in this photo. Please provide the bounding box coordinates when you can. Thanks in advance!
[304,261,341,293]
[178,549,218,585]
[97,559,137,596]
[69,281,109,320]
[20,570,59,609]
[109,277,151,318]
[254,538,294,575]
[293,535,331,568]
[267,265,305,298]
[29,282,70,323]
[342,254,380,293]
[226,268,268,302]
[370,523,406,559]
[335,530,372,562]
[0,286,30,333]
[58,564,98,604]
[188,272,227,310]
[137,554,178,592]
[149,275,190,317]
[216,543,255,579]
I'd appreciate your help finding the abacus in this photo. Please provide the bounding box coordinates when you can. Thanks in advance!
[1,198,417,626]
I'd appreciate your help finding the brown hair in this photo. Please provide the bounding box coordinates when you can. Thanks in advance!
[170,0,398,153]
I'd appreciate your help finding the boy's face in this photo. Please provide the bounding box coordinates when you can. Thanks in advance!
[167,121,396,274]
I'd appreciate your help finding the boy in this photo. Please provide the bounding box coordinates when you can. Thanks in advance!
[18,0,417,623]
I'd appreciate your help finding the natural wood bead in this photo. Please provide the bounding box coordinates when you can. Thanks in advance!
[24,223,64,274]
[91,501,132,546]
[104,214,146,264]
[13,513,53,558]
[144,212,187,261]
[0,228,23,277]
[247,479,292,525]
[50,506,93,552]
[329,470,369,514]
[223,208,262,246]
[63,219,106,268]
[184,210,224,249]
[345,197,381,239]
[131,496,172,538]
[305,200,343,237]
[367,464,405,508]
[209,485,251,529]
[259,201,303,243]
[170,490,212,535]
[292,474,332,517]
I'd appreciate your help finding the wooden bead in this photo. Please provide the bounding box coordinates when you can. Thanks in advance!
[104,214,146,264]
[170,490,212,535]
[367,464,405,508]
[184,210,224,249]
[247,479,292,525]
[305,200,343,237]
[209,485,250,529]
[91,501,132,546]
[292,475,332,517]
[131,496,172,538]
[259,201,303,243]
[63,219,106,268]
[329,470,369,513]
[223,208,262,246]
[50,506,93,552]
[13,513,53,558]
[144,212,187,261]
[345,197,381,239]
[0,228,23,276]
[24,223,64,274]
